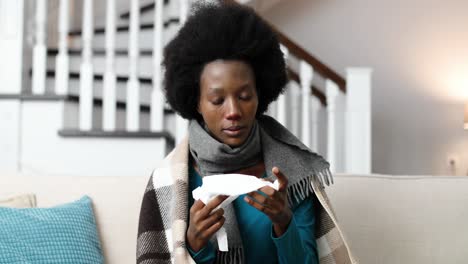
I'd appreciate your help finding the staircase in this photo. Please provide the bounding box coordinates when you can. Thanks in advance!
[0,0,372,177]
[1,0,182,177]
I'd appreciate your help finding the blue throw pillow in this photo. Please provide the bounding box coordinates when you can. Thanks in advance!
[0,196,104,263]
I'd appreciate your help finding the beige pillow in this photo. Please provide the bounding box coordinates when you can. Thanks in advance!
[0,194,37,208]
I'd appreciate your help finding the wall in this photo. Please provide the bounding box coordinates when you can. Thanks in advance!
[263,0,468,176]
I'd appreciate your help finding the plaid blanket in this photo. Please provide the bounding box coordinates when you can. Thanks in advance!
[137,137,357,264]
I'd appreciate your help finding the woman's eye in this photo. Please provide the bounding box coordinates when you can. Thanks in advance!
[240,95,251,101]
[211,99,223,105]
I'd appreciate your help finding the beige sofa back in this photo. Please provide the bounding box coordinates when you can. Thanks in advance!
[328,174,468,264]
[0,174,149,264]
[2,174,468,264]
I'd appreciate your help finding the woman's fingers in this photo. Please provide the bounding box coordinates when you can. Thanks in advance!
[190,199,205,214]
[258,185,276,196]
[272,166,288,192]
[247,190,269,206]
[199,195,228,218]
[187,207,225,252]
[203,216,226,239]
[244,168,292,226]
[199,208,224,231]
[244,194,276,215]
[246,185,280,209]
[187,198,226,249]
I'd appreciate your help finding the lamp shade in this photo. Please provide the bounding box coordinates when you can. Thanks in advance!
[465,102,468,130]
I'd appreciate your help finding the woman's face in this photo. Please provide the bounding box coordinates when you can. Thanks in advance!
[198,60,258,147]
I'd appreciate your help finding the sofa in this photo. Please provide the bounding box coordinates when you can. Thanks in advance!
[1,173,467,264]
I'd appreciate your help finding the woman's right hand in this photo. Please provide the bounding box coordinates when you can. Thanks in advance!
[187,195,227,252]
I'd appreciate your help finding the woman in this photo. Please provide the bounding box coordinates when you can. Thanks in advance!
[137,2,355,264]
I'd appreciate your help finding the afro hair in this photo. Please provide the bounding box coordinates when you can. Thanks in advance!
[162,1,287,121]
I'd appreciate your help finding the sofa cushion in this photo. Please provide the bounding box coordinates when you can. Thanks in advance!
[0,175,149,264]
[0,195,104,263]
[0,194,36,208]
[328,174,468,264]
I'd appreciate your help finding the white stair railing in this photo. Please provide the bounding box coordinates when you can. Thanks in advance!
[0,1,24,94]
[276,45,288,126]
[310,96,321,153]
[103,0,117,131]
[276,90,286,126]
[79,0,94,131]
[151,0,165,132]
[268,100,277,118]
[289,81,301,138]
[179,0,189,24]
[32,0,47,95]
[54,0,69,95]
[326,79,346,173]
[175,117,189,144]
[175,0,190,143]
[25,0,375,174]
[126,0,141,131]
[345,68,373,174]
[300,61,313,148]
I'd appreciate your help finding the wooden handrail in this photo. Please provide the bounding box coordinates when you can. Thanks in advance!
[221,0,346,93]
[272,24,346,93]
[287,67,327,107]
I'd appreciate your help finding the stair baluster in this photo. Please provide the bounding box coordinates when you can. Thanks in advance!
[345,68,373,174]
[126,0,141,132]
[103,0,117,131]
[174,0,190,143]
[290,81,301,138]
[179,0,189,24]
[300,61,313,148]
[79,0,94,131]
[276,45,288,126]
[32,0,47,95]
[54,0,69,95]
[310,96,321,153]
[267,99,277,119]
[326,79,345,173]
[151,0,165,132]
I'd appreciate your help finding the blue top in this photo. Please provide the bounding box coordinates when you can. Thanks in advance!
[187,166,319,264]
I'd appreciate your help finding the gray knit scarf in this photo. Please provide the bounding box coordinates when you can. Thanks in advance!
[188,115,333,263]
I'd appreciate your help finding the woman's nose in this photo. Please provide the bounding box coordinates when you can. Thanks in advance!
[225,99,241,120]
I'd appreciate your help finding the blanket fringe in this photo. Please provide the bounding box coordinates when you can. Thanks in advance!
[215,247,244,264]
[286,167,333,207]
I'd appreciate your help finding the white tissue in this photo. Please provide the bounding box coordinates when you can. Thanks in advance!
[192,174,279,251]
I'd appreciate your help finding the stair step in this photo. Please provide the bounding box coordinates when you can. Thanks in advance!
[58,129,175,147]
[68,20,179,36]
[19,100,172,176]
[119,1,170,20]
[44,70,152,84]
[47,48,153,57]
[26,67,174,113]
[65,94,173,114]
[45,71,173,113]
[46,48,154,78]
[0,94,66,100]
[14,93,176,136]
[1,92,173,115]
[43,70,161,108]
[65,23,179,50]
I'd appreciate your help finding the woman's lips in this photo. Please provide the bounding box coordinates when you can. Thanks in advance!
[223,126,245,137]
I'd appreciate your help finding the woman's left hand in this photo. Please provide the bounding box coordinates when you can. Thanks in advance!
[244,166,292,237]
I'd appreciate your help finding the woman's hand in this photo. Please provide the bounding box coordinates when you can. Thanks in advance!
[187,195,227,252]
[244,166,292,236]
